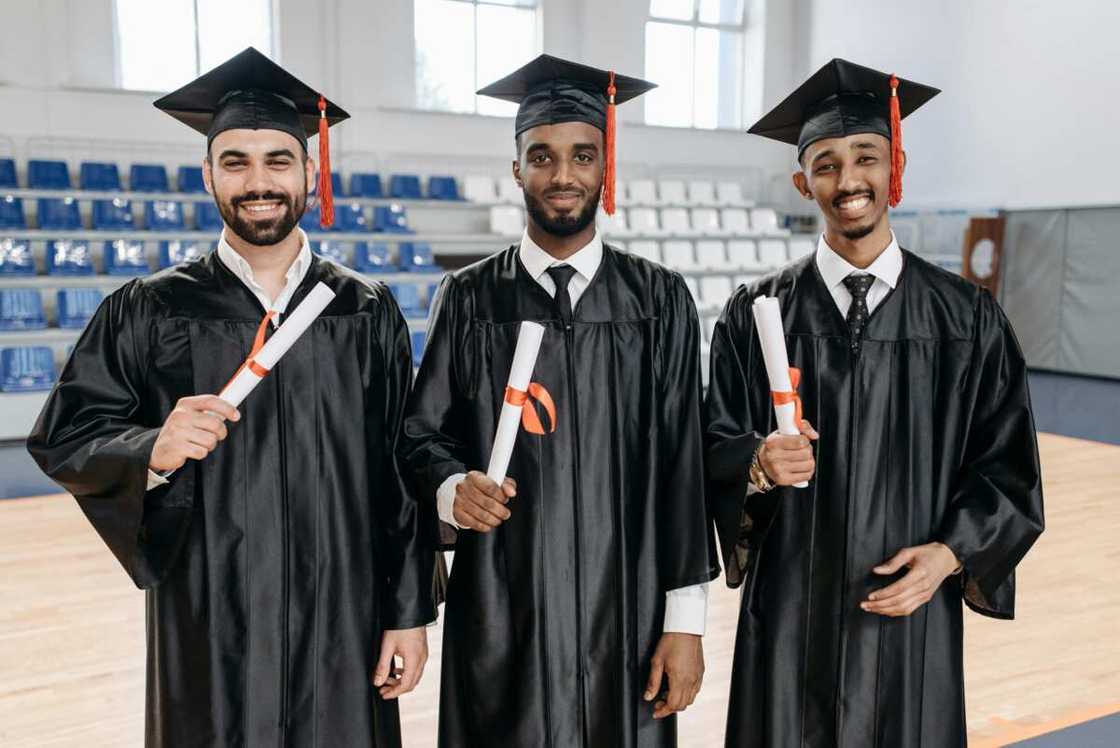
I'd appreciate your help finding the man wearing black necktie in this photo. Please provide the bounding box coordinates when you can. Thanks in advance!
[399,57,719,747]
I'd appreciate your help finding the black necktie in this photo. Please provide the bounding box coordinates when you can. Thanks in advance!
[842,273,875,349]
[546,264,578,324]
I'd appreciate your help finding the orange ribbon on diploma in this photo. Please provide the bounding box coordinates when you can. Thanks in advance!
[770,367,803,426]
[503,383,557,435]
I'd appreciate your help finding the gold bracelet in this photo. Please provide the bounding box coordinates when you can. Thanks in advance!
[749,441,774,492]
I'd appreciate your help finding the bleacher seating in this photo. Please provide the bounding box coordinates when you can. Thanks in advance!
[0,195,25,229]
[789,237,815,259]
[57,288,103,329]
[130,164,170,192]
[690,208,722,236]
[463,175,497,203]
[721,208,751,234]
[146,200,185,231]
[757,239,788,266]
[350,173,384,198]
[0,346,56,392]
[489,205,525,236]
[627,240,660,263]
[104,239,148,275]
[46,240,94,274]
[695,240,731,271]
[750,208,781,233]
[28,160,70,189]
[334,202,370,232]
[313,240,349,266]
[699,276,734,311]
[727,240,759,268]
[662,240,698,270]
[374,204,412,233]
[0,239,35,274]
[716,181,751,207]
[627,179,658,205]
[661,208,691,235]
[0,289,47,329]
[389,174,423,200]
[683,276,702,307]
[688,180,716,205]
[627,207,660,235]
[354,242,397,272]
[400,242,438,272]
[79,162,122,190]
[159,240,211,268]
[410,331,426,368]
[427,176,462,201]
[658,180,687,206]
[38,197,81,230]
[92,198,134,230]
[177,166,206,193]
[196,202,223,231]
[598,209,630,238]
[0,159,17,188]
[390,283,426,317]
[496,178,522,204]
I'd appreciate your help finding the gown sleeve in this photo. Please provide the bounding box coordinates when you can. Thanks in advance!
[369,290,441,629]
[935,289,1045,619]
[398,274,472,550]
[655,274,721,591]
[26,280,194,589]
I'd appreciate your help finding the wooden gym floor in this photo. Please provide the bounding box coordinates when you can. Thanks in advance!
[1,433,1117,747]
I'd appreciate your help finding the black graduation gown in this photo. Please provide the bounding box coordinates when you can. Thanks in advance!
[704,251,1045,748]
[399,244,720,748]
[27,253,439,748]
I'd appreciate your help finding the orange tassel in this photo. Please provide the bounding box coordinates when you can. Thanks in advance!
[888,74,903,208]
[317,95,334,229]
[602,71,618,216]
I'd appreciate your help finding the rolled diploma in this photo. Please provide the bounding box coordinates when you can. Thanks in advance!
[485,321,546,484]
[752,295,807,488]
[218,282,337,407]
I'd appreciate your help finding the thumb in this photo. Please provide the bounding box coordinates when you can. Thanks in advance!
[875,547,916,575]
[373,638,396,686]
[799,419,820,440]
[644,656,664,702]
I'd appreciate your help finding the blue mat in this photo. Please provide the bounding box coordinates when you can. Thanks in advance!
[1009,712,1120,746]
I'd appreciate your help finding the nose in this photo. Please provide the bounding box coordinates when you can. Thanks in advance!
[550,158,574,188]
[836,164,863,195]
[242,160,273,196]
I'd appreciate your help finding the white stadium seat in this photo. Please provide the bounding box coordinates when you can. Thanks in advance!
[727,239,759,268]
[661,240,698,270]
[658,179,687,206]
[661,207,691,235]
[716,181,752,207]
[695,240,731,270]
[598,208,631,238]
[684,276,702,307]
[688,180,717,205]
[757,239,788,266]
[627,240,661,263]
[490,205,525,235]
[691,207,722,236]
[628,179,658,205]
[720,207,751,235]
[702,314,719,343]
[496,177,523,204]
[750,208,781,233]
[789,236,815,259]
[628,207,661,235]
[699,275,734,310]
[463,175,498,203]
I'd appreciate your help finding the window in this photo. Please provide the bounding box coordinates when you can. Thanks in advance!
[114,0,274,92]
[414,0,541,116]
[644,0,747,129]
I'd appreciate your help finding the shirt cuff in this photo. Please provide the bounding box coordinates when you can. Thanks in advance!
[436,473,466,529]
[146,469,169,491]
[663,582,709,636]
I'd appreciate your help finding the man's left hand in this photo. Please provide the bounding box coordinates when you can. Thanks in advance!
[644,632,704,719]
[372,626,429,699]
[862,542,961,618]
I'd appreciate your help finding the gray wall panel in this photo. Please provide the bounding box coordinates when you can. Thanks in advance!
[1060,209,1120,378]
[1001,210,1066,370]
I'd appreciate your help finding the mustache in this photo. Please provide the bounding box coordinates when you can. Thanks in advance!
[231,191,293,208]
[832,190,874,208]
[543,186,586,198]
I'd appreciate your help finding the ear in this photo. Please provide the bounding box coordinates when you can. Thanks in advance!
[512,159,523,188]
[202,156,214,196]
[791,170,813,200]
[896,149,907,178]
[305,154,316,195]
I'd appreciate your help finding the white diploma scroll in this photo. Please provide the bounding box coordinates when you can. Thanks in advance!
[751,295,807,488]
[485,321,547,484]
[218,281,337,407]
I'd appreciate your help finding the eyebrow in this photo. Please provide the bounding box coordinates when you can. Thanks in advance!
[810,140,882,165]
[217,149,249,160]
[266,149,298,159]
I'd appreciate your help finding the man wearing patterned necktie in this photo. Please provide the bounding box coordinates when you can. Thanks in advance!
[705,59,1043,747]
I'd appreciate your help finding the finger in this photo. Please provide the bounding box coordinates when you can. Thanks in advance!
[466,472,508,503]
[188,395,240,422]
[180,443,209,462]
[501,477,517,498]
[777,456,815,472]
[458,498,508,527]
[190,412,229,440]
[455,505,498,532]
[644,657,664,702]
[865,592,927,617]
[398,648,421,694]
[769,434,812,451]
[372,643,395,687]
[799,419,820,440]
[874,548,917,575]
[653,699,672,720]
[868,568,928,602]
[181,427,220,451]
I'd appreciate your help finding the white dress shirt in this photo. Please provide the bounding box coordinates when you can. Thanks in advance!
[146,231,313,490]
[814,231,903,317]
[436,229,710,636]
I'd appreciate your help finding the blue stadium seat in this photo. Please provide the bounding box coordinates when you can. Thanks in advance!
[79,162,122,190]
[410,331,426,367]
[130,164,170,192]
[399,242,438,272]
[0,347,56,392]
[427,175,463,201]
[0,159,17,187]
[300,204,330,232]
[0,195,26,229]
[334,203,369,232]
[37,197,81,230]
[46,240,94,275]
[104,239,148,275]
[177,165,206,193]
[0,289,47,330]
[354,242,397,272]
[146,200,185,230]
[390,283,426,317]
[349,173,383,198]
[196,202,223,231]
[91,198,134,230]
[312,240,349,266]
[373,204,412,233]
[28,160,71,189]
[0,238,35,275]
[57,288,103,329]
[389,174,423,199]
[317,172,343,196]
[159,240,211,268]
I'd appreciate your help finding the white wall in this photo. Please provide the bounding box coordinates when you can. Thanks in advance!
[801,0,1120,210]
[0,0,800,199]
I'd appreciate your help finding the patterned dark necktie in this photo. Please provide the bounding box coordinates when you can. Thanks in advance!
[842,273,875,350]
[546,264,578,324]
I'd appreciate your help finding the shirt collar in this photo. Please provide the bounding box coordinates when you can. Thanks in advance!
[518,229,604,283]
[815,230,903,291]
[217,229,312,296]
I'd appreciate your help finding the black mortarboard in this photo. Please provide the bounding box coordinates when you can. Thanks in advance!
[477,54,656,215]
[748,58,939,206]
[154,47,348,227]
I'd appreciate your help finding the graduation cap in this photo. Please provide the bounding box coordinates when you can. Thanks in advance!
[748,58,940,207]
[477,54,656,215]
[154,47,349,228]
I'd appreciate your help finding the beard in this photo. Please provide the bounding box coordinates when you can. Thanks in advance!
[831,190,882,241]
[215,188,305,246]
[523,184,601,238]
[839,220,878,241]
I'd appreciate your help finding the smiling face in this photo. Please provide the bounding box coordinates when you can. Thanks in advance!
[793,132,901,242]
[203,128,315,247]
[513,121,604,238]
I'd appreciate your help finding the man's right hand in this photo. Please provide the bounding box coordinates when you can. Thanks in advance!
[149,395,241,472]
[758,419,819,486]
[452,471,517,533]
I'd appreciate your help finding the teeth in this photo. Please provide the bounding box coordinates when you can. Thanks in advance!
[839,196,870,210]
[244,203,279,213]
